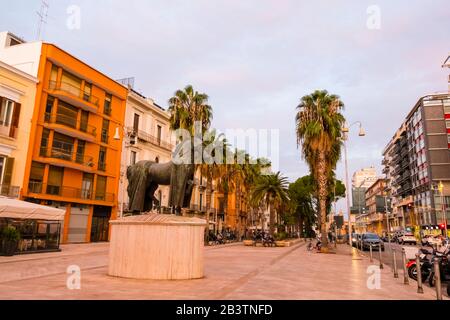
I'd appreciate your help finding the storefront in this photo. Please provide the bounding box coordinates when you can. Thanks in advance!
[0,197,65,255]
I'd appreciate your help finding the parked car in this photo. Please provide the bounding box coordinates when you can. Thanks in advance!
[398,233,417,245]
[360,233,385,251]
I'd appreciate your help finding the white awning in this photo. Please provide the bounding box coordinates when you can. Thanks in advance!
[0,197,65,221]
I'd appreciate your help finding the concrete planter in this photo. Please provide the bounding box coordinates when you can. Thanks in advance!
[275,240,291,247]
[108,213,206,280]
[243,240,254,246]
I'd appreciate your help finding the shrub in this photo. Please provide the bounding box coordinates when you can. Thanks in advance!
[2,226,20,242]
[274,232,287,241]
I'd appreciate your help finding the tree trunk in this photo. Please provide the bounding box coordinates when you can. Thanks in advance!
[269,202,275,236]
[317,151,329,247]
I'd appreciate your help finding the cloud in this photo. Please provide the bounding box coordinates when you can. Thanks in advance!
[1,0,449,213]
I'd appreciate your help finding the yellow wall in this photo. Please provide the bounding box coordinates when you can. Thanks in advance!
[0,63,37,191]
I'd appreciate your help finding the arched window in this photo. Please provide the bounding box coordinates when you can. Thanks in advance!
[155,156,159,163]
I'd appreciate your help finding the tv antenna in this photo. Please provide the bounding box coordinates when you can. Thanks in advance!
[36,0,49,40]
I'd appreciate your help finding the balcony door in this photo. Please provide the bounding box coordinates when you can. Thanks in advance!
[90,205,111,242]
[81,173,94,200]
[46,166,64,196]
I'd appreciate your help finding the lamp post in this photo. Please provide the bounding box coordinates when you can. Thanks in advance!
[342,121,365,248]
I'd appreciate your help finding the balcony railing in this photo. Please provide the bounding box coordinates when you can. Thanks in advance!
[40,146,95,168]
[0,184,20,198]
[27,181,114,202]
[44,112,97,137]
[48,81,99,106]
[126,127,173,151]
[0,121,17,139]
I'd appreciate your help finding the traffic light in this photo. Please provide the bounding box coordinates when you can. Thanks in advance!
[439,223,445,230]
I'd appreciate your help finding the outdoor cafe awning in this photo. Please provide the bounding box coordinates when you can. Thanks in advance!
[0,197,65,221]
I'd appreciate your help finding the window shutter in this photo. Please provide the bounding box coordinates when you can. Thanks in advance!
[2,157,14,186]
[9,102,21,138]
[0,97,4,123]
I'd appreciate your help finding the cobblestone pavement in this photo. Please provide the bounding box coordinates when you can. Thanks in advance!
[0,241,446,300]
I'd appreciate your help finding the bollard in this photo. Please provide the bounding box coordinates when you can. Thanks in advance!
[416,253,423,294]
[393,248,399,278]
[402,248,409,285]
[433,258,442,300]
[378,245,384,269]
[369,244,373,262]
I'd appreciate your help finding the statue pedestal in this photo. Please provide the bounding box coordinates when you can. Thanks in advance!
[108,213,206,280]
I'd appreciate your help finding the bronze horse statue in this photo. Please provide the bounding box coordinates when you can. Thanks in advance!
[126,160,195,215]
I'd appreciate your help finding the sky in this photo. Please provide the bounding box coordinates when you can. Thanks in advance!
[1,0,449,213]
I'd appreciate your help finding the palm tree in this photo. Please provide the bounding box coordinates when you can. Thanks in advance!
[168,84,213,135]
[295,90,345,247]
[251,172,289,236]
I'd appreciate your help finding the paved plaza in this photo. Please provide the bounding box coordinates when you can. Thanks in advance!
[0,241,444,300]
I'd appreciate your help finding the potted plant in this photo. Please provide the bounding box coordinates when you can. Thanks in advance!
[1,226,20,256]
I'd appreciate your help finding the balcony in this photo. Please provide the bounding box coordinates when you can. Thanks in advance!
[0,184,20,198]
[44,112,97,142]
[0,121,18,139]
[370,213,385,222]
[126,127,173,151]
[39,146,95,170]
[48,81,99,113]
[27,181,114,203]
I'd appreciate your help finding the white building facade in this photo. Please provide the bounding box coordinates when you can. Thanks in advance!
[118,89,173,216]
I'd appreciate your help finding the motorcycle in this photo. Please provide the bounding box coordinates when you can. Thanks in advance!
[407,245,450,287]
[406,247,434,281]
[262,233,275,247]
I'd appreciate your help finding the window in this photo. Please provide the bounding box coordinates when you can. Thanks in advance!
[61,70,81,91]
[52,132,74,160]
[98,147,106,171]
[76,140,86,164]
[81,173,94,199]
[28,162,45,193]
[157,125,162,145]
[50,65,58,84]
[80,110,89,132]
[101,119,109,143]
[445,106,450,114]
[130,151,136,165]
[47,166,63,195]
[40,128,50,157]
[83,82,92,101]
[104,93,112,116]
[0,98,14,127]
[446,120,450,129]
[133,114,140,133]
[95,175,107,200]
[45,96,54,121]
[56,101,78,128]
[199,194,203,211]
[155,156,159,163]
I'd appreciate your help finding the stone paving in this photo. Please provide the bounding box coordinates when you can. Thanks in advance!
[0,241,445,300]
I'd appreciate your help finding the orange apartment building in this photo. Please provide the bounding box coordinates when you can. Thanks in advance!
[0,32,128,243]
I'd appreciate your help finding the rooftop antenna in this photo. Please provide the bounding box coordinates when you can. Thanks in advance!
[36,0,49,40]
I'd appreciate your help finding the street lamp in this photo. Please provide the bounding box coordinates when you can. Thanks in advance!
[342,121,365,248]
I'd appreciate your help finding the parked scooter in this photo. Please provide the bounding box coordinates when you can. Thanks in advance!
[406,247,434,281]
